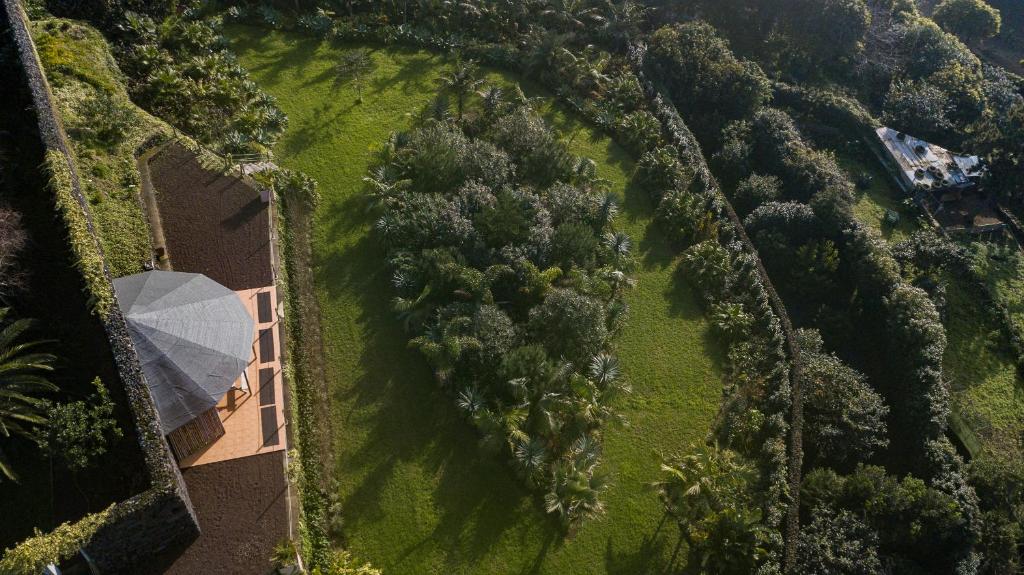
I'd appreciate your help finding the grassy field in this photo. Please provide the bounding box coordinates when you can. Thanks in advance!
[943,275,1024,461]
[968,242,1024,341]
[229,26,722,574]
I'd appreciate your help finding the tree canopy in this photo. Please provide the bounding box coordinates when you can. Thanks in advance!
[933,0,1002,44]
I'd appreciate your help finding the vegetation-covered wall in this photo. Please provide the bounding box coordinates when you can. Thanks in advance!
[0,0,198,571]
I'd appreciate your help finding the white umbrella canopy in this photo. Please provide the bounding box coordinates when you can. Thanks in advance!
[114,271,255,434]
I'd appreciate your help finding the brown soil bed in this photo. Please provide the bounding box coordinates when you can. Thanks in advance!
[157,451,289,575]
[147,142,272,290]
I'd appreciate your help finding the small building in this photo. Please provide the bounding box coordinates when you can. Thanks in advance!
[875,127,984,195]
[874,127,1007,238]
[114,270,256,460]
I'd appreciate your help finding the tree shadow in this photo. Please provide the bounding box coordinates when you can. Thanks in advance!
[603,512,687,575]
[313,179,561,569]
[226,24,324,86]
[370,50,440,96]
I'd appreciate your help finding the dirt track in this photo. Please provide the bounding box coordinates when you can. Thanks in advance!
[160,451,289,575]
[148,143,273,290]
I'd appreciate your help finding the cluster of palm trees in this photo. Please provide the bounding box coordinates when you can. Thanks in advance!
[347,0,647,47]
[653,444,769,574]
[115,8,286,154]
[367,76,637,528]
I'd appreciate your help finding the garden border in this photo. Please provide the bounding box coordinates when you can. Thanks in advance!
[631,44,803,575]
[1,1,198,572]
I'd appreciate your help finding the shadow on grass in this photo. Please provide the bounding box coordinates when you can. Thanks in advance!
[603,512,685,575]
[226,24,324,86]
[315,183,561,568]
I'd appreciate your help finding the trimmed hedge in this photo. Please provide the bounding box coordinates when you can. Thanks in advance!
[44,149,115,317]
[0,506,113,575]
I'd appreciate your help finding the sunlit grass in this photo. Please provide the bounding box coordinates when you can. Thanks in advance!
[944,276,1024,461]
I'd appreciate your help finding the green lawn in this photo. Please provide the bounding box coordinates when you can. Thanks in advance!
[838,153,923,243]
[943,275,1024,461]
[230,26,721,574]
[968,242,1024,341]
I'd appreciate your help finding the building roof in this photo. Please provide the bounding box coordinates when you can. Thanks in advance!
[876,127,983,192]
[114,271,255,434]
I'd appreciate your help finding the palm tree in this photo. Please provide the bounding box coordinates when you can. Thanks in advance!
[439,58,484,120]
[0,308,56,481]
[602,0,647,49]
[540,0,607,32]
[478,85,504,119]
[544,436,608,528]
[653,444,766,572]
[335,49,376,104]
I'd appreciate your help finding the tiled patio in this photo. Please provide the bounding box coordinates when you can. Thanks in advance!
[178,286,286,468]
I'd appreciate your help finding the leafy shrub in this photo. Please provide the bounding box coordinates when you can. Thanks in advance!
[614,109,662,155]
[731,174,780,216]
[655,188,719,247]
[372,100,633,528]
[634,145,690,200]
[41,377,123,472]
[71,92,134,148]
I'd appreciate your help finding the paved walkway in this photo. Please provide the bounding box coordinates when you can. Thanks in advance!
[178,286,287,468]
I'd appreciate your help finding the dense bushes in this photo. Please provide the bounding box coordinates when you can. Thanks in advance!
[104,3,286,154]
[370,98,634,529]
[802,465,979,572]
[647,21,771,145]
[795,329,888,468]
[704,82,982,570]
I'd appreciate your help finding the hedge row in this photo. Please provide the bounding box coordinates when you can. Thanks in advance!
[631,47,797,575]
[44,150,116,317]
[759,87,982,570]
[0,506,113,574]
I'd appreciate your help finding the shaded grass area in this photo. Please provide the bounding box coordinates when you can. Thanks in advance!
[943,275,1024,461]
[836,152,923,244]
[968,242,1024,341]
[30,18,162,278]
[229,25,721,574]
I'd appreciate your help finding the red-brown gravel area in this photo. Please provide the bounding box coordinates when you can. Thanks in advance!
[160,451,289,575]
[148,143,272,290]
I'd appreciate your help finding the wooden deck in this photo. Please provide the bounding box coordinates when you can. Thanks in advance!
[178,286,286,468]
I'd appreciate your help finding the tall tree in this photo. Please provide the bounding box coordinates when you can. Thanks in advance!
[933,0,1002,45]
[0,308,56,481]
[335,49,377,104]
[439,58,484,120]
